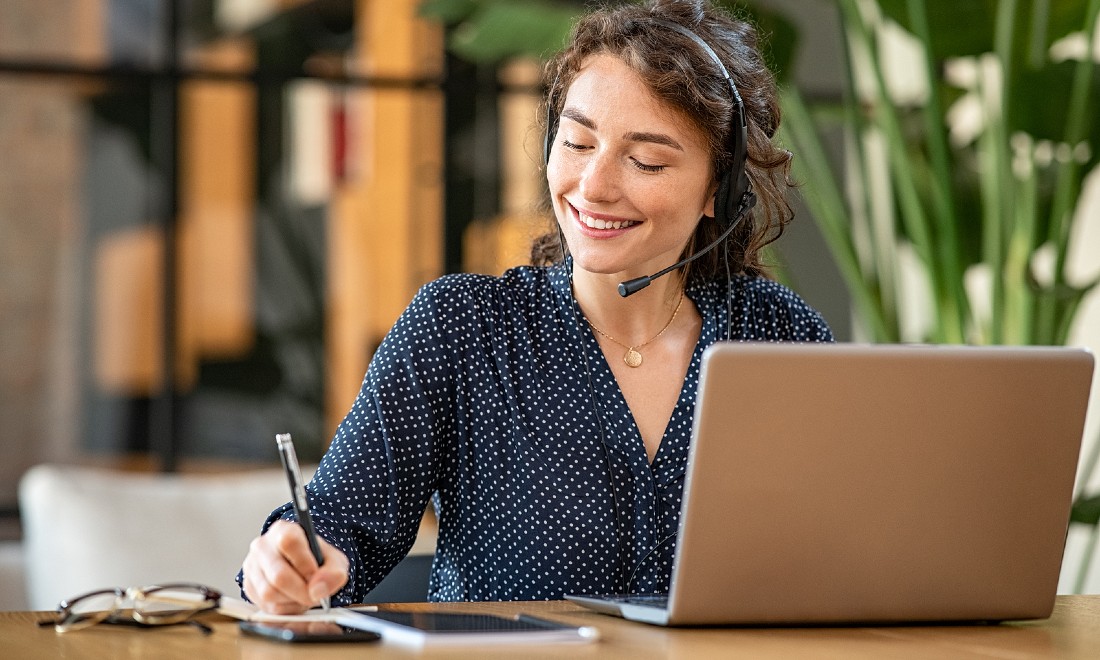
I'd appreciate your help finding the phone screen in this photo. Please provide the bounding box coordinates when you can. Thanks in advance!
[239,620,382,643]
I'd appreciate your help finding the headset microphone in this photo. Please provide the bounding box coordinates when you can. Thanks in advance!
[617,191,756,297]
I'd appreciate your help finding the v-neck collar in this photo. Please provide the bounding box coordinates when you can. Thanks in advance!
[551,259,722,485]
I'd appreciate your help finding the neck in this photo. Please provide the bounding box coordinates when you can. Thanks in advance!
[572,268,686,341]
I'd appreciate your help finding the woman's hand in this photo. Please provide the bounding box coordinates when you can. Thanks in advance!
[241,519,350,614]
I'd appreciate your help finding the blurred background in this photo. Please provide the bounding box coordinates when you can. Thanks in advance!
[1,0,1097,606]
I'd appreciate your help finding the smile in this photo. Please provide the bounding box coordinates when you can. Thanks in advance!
[575,207,639,231]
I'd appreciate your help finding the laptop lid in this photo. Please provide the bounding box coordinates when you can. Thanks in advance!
[663,343,1094,625]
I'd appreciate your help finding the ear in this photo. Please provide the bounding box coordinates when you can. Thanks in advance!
[702,182,718,218]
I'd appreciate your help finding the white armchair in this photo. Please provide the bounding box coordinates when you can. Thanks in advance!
[18,464,294,610]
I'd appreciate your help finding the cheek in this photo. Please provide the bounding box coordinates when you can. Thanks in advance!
[545,159,574,230]
[641,186,710,235]
[635,185,685,219]
[668,180,715,221]
[545,159,562,196]
[545,151,575,198]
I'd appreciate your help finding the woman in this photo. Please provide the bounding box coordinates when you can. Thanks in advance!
[240,0,833,613]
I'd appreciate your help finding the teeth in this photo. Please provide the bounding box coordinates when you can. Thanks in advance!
[580,213,636,230]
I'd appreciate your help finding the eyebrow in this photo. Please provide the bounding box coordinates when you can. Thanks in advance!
[560,107,684,151]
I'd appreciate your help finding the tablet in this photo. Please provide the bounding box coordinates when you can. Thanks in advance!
[335,610,599,647]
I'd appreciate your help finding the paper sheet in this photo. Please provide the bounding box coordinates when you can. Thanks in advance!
[218,596,376,623]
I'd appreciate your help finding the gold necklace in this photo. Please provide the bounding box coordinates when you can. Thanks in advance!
[586,290,685,368]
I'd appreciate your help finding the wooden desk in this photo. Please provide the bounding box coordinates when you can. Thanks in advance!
[3,597,1100,659]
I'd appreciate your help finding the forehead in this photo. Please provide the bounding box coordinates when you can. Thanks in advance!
[562,53,709,151]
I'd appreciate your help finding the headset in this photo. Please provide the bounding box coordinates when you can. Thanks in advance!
[543,18,757,297]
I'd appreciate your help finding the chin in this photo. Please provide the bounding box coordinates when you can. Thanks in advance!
[566,249,624,275]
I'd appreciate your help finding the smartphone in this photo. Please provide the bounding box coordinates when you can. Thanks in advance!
[239,620,382,643]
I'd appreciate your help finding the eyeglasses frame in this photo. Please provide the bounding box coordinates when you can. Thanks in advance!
[42,582,222,633]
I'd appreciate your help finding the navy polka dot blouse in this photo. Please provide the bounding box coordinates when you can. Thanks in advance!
[249,262,833,603]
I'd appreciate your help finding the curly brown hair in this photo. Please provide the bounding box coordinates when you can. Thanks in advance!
[532,0,793,282]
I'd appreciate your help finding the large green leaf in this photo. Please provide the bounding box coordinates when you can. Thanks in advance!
[876,0,1092,62]
[726,2,800,81]
[419,0,481,24]
[877,0,997,58]
[421,0,799,73]
[1071,492,1100,526]
[1009,61,1100,152]
[420,0,582,62]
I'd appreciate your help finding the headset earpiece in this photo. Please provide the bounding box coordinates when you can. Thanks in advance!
[714,98,752,229]
[543,96,556,167]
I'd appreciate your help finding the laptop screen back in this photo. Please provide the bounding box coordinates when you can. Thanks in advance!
[669,343,1094,625]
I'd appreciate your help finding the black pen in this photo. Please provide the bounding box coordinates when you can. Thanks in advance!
[275,433,331,612]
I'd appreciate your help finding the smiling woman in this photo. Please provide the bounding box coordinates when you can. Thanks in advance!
[237,0,833,614]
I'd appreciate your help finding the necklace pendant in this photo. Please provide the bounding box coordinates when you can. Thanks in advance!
[624,348,643,368]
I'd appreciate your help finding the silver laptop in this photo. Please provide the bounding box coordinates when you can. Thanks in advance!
[567,343,1094,626]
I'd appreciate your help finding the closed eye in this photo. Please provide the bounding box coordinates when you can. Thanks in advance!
[561,138,665,172]
[632,158,665,173]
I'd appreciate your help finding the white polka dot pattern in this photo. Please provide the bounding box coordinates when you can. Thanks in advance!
[245,263,833,603]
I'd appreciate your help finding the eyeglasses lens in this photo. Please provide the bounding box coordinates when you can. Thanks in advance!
[57,590,123,632]
[133,585,218,624]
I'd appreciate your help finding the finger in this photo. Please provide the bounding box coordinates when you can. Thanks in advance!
[271,520,325,580]
[242,546,305,614]
[271,520,349,607]
[308,541,350,601]
[243,536,308,613]
[245,522,315,610]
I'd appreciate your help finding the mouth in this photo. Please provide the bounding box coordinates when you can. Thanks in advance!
[570,202,640,231]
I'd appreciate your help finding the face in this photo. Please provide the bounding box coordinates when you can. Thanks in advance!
[547,53,716,282]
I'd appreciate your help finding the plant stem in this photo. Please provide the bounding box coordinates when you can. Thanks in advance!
[840,0,961,342]
[1004,154,1038,344]
[1046,0,1100,340]
[780,87,894,341]
[840,1,937,334]
[838,4,900,340]
[906,0,969,341]
[984,0,1020,344]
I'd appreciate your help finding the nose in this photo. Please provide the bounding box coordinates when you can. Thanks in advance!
[578,151,620,203]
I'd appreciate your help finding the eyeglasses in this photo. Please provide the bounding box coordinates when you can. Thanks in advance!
[38,583,222,634]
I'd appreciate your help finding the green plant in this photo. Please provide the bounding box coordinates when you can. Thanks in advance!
[781,0,1100,346]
